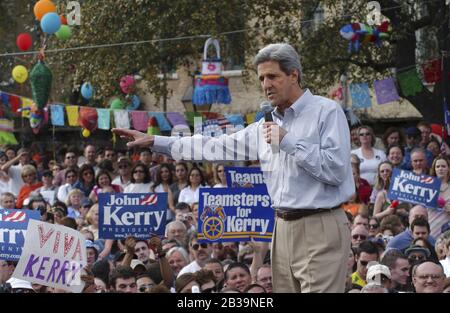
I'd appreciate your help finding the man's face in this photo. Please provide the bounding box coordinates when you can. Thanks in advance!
[204,262,224,283]
[84,145,96,162]
[256,267,273,293]
[351,225,368,248]
[353,215,369,229]
[168,251,188,275]
[86,248,97,266]
[190,241,212,263]
[1,195,15,209]
[356,252,378,280]
[0,260,14,283]
[412,226,429,240]
[409,206,428,225]
[225,267,252,292]
[134,241,150,263]
[388,146,403,166]
[136,276,155,293]
[411,152,426,173]
[139,151,152,165]
[257,60,298,108]
[114,277,137,293]
[66,171,77,185]
[390,258,410,286]
[65,152,77,167]
[168,225,186,242]
[413,262,445,293]
[105,150,116,162]
[19,152,30,164]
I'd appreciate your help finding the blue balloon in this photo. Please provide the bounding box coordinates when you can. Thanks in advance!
[40,13,61,35]
[81,83,93,100]
[126,95,140,110]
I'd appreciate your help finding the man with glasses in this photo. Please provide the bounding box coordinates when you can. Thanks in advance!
[405,244,430,266]
[112,157,132,190]
[412,261,445,293]
[136,273,156,293]
[178,232,212,277]
[54,150,79,186]
[352,241,379,288]
[351,225,369,248]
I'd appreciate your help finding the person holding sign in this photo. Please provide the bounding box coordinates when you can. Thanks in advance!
[113,43,354,293]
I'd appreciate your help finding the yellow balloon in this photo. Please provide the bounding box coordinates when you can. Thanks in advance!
[82,128,91,137]
[12,65,28,84]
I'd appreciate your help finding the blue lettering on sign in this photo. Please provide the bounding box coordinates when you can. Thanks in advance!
[388,169,440,208]
[0,209,40,261]
[98,193,167,239]
[198,186,274,243]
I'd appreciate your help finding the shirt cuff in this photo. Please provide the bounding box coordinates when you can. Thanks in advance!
[152,135,172,154]
[279,132,296,155]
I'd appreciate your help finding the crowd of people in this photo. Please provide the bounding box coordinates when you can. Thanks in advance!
[0,119,450,293]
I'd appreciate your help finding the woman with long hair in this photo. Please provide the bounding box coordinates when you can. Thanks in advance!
[152,163,176,220]
[124,163,152,193]
[372,161,397,220]
[382,127,405,150]
[429,156,450,238]
[178,166,208,205]
[213,164,227,188]
[74,164,95,198]
[88,170,121,203]
[351,125,387,186]
[170,162,189,206]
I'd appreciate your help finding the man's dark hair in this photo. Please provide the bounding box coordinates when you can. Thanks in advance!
[175,202,191,212]
[410,217,430,233]
[60,217,77,230]
[380,249,407,269]
[109,266,136,290]
[356,240,379,258]
[224,262,250,281]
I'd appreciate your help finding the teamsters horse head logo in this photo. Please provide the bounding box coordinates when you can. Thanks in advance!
[200,205,226,241]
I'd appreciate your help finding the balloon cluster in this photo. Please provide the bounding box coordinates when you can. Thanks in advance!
[11,1,74,85]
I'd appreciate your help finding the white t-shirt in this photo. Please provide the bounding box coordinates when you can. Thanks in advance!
[124,183,152,194]
[213,183,227,188]
[178,185,208,205]
[8,164,24,196]
[351,147,386,186]
[112,176,131,191]
[177,260,202,277]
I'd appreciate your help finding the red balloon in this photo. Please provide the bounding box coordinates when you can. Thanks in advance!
[16,33,33,51]
[60,15,67,25]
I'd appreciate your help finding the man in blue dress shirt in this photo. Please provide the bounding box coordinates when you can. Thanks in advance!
[113,43,354,292]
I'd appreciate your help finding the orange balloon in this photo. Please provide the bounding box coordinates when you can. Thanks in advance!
[33,0,57,21]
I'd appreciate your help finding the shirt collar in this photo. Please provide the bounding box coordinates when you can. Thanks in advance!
[273,89,312,119]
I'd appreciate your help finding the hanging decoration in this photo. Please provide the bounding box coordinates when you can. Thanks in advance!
[16,33,33,51]
[12,65,28,84]
[78,107,98,138]
[81,82,93,100]
[340,21,391,53]
[193,38,231,105]
[33,0,57,21]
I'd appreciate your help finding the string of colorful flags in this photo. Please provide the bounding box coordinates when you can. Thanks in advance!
[0,89,255,140]
[332,58,450,109]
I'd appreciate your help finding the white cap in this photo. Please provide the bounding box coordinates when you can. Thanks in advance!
[366,263,391,282]
[6,277,33,290]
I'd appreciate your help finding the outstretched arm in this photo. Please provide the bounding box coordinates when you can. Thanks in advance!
[112,128,155,148]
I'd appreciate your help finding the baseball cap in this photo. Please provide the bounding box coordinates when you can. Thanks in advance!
[404,244,431,258]
[118,156,132,165]
[366,263,391,282]
[405,127,421,137]
[130,259,147,272]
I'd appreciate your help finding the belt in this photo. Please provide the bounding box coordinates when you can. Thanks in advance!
[275,205,341,221]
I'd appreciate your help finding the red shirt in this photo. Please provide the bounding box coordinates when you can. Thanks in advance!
[357,178,372,204]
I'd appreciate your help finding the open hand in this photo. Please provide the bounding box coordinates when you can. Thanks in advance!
[112,128,155,148]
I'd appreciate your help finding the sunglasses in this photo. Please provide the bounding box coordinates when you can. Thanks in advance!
[408,255,426,261]
[201,287,215,293]
[359,260,369,266]
[133,170,145,174]
[192,243,208,251]
[119,165,129,169]
[352,234,367,240]
[369,224,379,229]
[359,132,371,137]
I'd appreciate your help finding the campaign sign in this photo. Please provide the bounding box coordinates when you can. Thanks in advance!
[12,220,87,293]
[98,193,167,239]
[225,166,267,188]
[0,209,40,261]
[198,187,274,243]
[388,168,440,208]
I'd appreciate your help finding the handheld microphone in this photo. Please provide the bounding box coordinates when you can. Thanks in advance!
[260,101,273,122]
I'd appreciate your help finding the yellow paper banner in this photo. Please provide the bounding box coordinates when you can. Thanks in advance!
[245,113,256,124]
[66,105,80,126]
[21,97,33,118]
